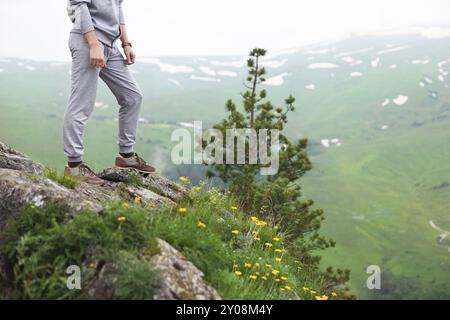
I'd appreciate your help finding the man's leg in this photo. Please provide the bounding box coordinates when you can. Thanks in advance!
[99,46,143,155]
[64,33,101,164]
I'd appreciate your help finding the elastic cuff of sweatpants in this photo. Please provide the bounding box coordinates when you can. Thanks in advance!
[119,146,134,154]
[68,156,83,163]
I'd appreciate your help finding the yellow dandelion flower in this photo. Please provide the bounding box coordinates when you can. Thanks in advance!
[117,215,126,222]
[275,257,282,262]
[275,278,281,282]
[134,196,142,202]
[252,230,259,235]
[191,186,201,192]
[315,295,329,300]
[262,276,268,281]
[178,207,188,214]
[254,262,260,268]
[254,237,261,241]
[244,263,252,268]
[234,271,242,276]
[281,276,288,281]
[233,264,239,268]
[310,290,317,295]
[273,237,281,242]
[231,230,239,235]
[332,292,338,297]
[271,269,280,276]
[265,242,273,248]
[179,176,190,182]
[303,287,310,292]
[249,275,258,280]
[265,264,273,268]
[197,221,206,229]
[274,249,283,253]
[231,206,238,211]
[284,286,292,291]
[251,216,259,222]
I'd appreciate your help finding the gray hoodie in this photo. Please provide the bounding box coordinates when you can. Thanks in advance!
[67,0,125,47]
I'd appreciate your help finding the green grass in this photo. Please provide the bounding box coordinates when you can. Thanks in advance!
[0,184,344,300]
[44,168,79,189]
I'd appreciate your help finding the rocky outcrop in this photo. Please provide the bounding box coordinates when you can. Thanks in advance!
[0,141,220,300]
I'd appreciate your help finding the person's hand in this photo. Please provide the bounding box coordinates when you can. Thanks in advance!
[123,46,136,65]
[90,44,106,68]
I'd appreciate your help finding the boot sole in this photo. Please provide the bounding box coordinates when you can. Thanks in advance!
[114,165,156,174]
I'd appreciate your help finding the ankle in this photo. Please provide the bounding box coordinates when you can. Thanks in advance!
[68,161,82,168]
[119,152,135,159]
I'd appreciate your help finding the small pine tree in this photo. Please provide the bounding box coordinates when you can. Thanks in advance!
[206,48,343,274]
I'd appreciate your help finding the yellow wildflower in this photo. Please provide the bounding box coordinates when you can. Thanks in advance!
[251,216,259,222]
[178,207,188,214]
[234,271,242,276]
[254,262,260,268]
[332,292,338,297]
[265,242,273,248]
[244,263,252,268]
[134,196,142,202]
[284,286,292,291]
[197,221,206,229]
[254,237,261,241]
[191,186,201,192]
[281,276,288,281]
[233,264,239,268]
[275,278,281,282]
[280,288,285,292]
[252,231,259,235]
[310,290,317,295]
[231,230,239,235]
[262,276,268,281]
[231,206,238,211]
[117,215,126,222]
[273,237,281,242]
[271,269,280,276]
[303,287,310,292]
[315,295,329,300]
[179,176,190,183]
[249,275,258,280]
[265,264,273,268]
[255,272,260,276]
[275,249,283,253]
[275,257,282,262]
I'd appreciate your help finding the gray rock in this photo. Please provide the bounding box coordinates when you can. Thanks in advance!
[0,141,220,300]
[0,142,43,174]
[151,239,221,300]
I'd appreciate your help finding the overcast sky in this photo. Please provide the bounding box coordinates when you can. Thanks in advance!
[0,0,449,61]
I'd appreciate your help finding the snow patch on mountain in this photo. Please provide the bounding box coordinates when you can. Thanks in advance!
[393,95,409,106]
[305,84,316,90]
[308,63,339,70]
[382,98,390,107]
[190,75,221,82]
[140,58,195,74]
[217,70,238,78]
[199,67,216,76]
[264,72,289,86]
[371,57,380,68]
[350,72,363,77]
[334,48,373,58]
[377,46,411,55]
[210,60,246,68]
[169,79,184,89]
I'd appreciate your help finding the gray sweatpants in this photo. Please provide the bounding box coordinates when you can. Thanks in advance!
[64,33,143,163]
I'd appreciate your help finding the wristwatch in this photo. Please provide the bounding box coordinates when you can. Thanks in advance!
[122,42,132,48]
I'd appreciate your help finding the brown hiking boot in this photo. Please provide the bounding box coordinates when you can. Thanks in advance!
[64,163,105,185]
[115,153,156,173]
